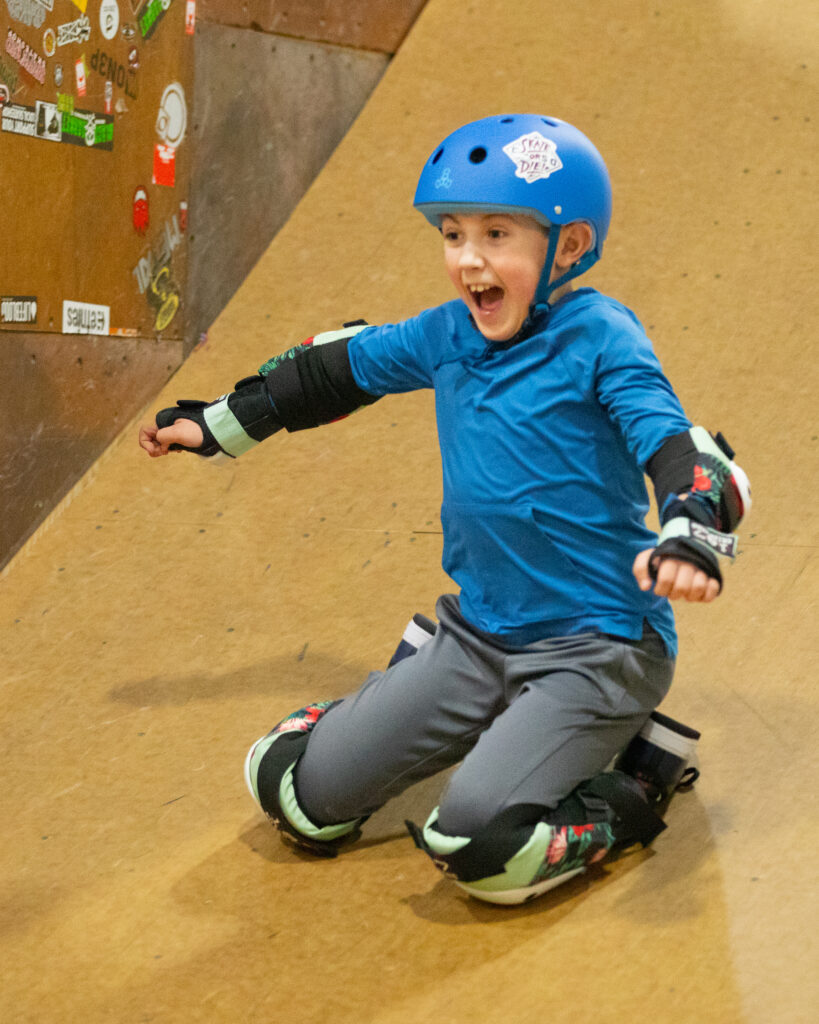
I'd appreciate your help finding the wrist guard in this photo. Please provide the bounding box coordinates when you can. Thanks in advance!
[646,426,751,588]
[156,319,378,459]
[156,374,283,459]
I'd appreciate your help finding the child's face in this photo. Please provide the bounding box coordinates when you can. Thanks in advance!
[441,212,550,342]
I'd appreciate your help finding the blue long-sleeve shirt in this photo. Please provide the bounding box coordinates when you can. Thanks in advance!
[348,288,690,653]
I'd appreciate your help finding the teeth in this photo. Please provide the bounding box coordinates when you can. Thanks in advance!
[468,284,492,293]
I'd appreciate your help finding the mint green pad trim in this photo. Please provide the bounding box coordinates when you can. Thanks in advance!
[279,763,359,841]
[203,396,258,458]
[311,323,371,346]
[422,809,555,893]
[689,425,730,467]
[657,517,738,558]
[421,808,470,855]
[455,822,556,894]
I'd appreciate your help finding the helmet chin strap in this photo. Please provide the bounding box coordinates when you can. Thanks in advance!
[532,229,599,312]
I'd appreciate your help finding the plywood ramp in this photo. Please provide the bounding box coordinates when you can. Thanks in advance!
[2,1,816,1021]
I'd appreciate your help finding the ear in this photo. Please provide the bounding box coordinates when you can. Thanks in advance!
[553,222,594,269]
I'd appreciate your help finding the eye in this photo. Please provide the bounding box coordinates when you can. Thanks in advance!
[487,227,506,240]
[442,228,461,243]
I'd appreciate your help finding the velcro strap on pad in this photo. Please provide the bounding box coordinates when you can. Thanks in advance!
[657,517,738,559]
[203,395,258,458]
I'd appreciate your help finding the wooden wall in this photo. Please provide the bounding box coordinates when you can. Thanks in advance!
[0,0,427,568]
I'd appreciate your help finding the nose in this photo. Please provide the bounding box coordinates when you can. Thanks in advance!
[457,240,485,270]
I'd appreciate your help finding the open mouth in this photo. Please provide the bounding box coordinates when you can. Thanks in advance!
[468,283,504,313]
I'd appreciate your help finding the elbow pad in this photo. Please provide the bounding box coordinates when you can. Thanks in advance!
[646,427,752,586]
[260,322,379,432]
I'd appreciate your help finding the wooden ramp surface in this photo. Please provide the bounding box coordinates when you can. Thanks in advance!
[2,2,816,1021]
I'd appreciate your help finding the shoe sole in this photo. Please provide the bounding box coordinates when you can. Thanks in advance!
[455,866,586,905]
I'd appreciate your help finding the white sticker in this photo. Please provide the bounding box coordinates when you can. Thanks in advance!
[62,300,110,335]
[502,131,563,184]
[155,82,186,147]
[99,0,120,41]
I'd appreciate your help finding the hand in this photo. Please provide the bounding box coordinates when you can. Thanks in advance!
[633,549,720,603]
[138,418,204,457]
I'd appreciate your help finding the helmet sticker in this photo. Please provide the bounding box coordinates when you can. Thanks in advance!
[435,167,453,190]
[502,131,563,184]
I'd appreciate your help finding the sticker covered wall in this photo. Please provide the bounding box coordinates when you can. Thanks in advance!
[0,0,193,337]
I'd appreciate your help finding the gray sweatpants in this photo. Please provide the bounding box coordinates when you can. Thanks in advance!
[296,594,675,836]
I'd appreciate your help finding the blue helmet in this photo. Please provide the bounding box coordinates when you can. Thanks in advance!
[413,114,612,305]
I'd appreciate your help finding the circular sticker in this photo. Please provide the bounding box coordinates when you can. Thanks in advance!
[155,83,187,147]
[43,28,56,58]
[100,0,120,41]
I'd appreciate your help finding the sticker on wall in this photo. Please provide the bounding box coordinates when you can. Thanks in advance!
[178,199,187,232]
[70,0,88,13]
[1,102,36,136]
[139,0,173,40]
[53,62,62,86]
[62,300,110,335]
[4,0,47,30]
[132,213,182,294]
[43,28,56,58]
[2,100,113,149]
[75,54,86,96]
[57,15,91,47]
[1,296,37,324]
[147,261,180,331]
[152,141,175,186]
[100,0,120,40]
[0,53,19,97]
[185,0,195,34]
[5,29,46,85]
[128,45,138,70]
[35,99,61,141]
[133,186,149,234]
[104,79,112,113]
[90,48,138,99]
[156,82,185,147]
[0,83,9,107]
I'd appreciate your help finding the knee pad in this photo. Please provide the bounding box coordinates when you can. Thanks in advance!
[406,771,665,905]
[614,711,700,809]
[244,701,363,857]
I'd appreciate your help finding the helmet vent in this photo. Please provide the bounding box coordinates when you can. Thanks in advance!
[431,148,444,165]
[500,117,514,123]
[541,117,559,127]
[469,146,487,164]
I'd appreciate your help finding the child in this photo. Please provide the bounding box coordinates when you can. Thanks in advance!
[139,115,750,904]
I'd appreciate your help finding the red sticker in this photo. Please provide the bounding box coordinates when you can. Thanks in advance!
[133,186,149,234]
[152,142,175,187]
[75,57,87,97]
